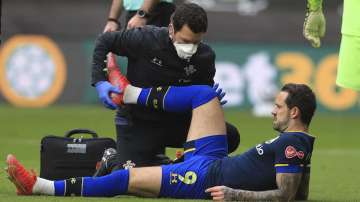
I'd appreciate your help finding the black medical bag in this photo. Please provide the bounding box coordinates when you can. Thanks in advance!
[40,129,116,180]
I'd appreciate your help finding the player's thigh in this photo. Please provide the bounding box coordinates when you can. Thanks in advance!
[187,98,226,141]
[128,166,162,197]
[160,156,213,199]
[159,136,227,199]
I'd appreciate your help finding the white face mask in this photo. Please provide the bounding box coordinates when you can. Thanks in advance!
[173,42,198,60]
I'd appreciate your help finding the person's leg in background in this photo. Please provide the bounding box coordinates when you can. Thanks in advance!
[93,119,165,176]
[115,118,167,168]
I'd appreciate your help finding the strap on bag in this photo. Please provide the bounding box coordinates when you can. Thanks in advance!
[64,129,98,138]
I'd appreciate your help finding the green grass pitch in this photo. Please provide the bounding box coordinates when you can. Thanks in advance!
[0,105,359,201]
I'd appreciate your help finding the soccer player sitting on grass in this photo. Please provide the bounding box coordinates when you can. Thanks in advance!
[6,75,316,201]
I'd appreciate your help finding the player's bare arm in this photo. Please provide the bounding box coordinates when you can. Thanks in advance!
[295,173,310,200]
[206,173,302,201]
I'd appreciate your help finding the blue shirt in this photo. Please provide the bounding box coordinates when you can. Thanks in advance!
[205,132,315,191]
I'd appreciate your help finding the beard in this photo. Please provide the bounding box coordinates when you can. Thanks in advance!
[272,118,289,132]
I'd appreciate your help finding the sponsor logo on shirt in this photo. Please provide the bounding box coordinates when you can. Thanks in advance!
[285,146,304,159]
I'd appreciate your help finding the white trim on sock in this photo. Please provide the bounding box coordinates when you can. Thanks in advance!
[32,177,55,195]
[123,85,142,104]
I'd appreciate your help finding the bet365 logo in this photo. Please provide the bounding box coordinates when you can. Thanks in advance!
[170,171,197,185]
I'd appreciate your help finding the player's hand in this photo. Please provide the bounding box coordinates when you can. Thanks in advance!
[213,83,227,106]
[95,81,121,110]
[205,185,235,201]
[104,21,119,33]
[303,7,326,48]
[127,15,146,29]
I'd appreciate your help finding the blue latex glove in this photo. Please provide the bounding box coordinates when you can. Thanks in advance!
[213,83,227,106]
[95,81,121,110]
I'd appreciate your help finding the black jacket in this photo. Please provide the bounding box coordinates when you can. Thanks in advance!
[92,25,216,123]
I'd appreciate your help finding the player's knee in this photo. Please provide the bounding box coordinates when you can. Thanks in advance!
[192,85,217,109]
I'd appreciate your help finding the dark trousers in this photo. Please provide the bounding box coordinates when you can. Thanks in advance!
[115,118,240,167]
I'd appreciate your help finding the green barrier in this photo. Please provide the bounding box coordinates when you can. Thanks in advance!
[212,43,359,113]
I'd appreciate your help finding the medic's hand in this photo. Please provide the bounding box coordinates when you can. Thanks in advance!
[95,81,121,110]
[213,83,227,106]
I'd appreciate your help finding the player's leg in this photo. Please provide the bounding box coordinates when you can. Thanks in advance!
[186,97,225,141]
[125,86,226,196]
[127,166,162,197]
[124,84,226,141]
[113,69,239,153]
[164,121,240,154]
[6,153,162,197]
[123,85,227,196]
[67,166,163,197]
[123,85,228,198]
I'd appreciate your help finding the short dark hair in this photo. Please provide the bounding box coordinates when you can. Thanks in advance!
[281,83,317,126]
[171,3,207,33]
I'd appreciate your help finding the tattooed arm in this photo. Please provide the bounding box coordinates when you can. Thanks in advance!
[205,173,302,201]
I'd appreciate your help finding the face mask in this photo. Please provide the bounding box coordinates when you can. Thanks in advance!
[169,24,199,60]
[173,42,198,60]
